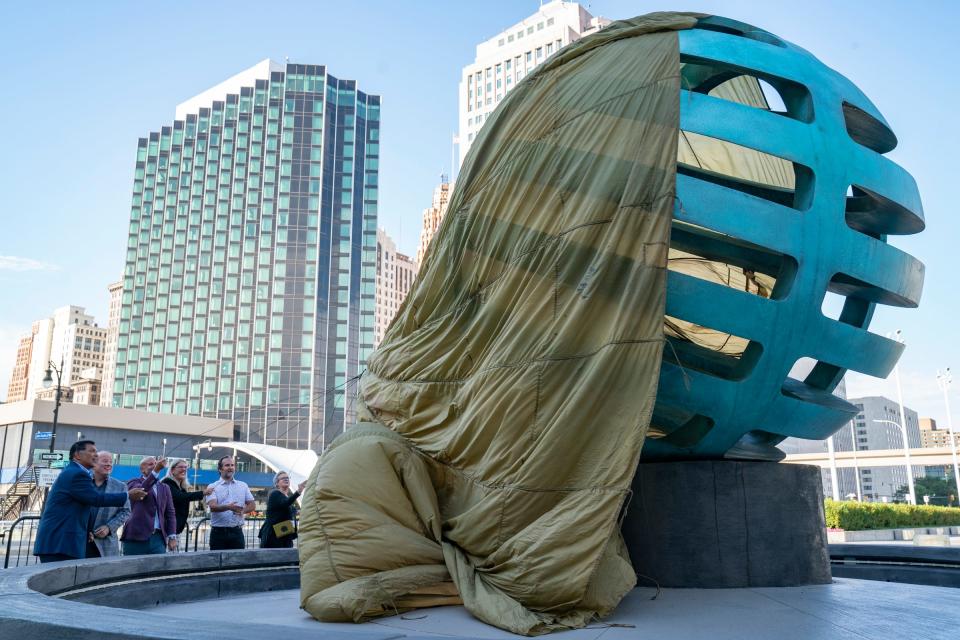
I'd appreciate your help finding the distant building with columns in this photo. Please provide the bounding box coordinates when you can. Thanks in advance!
[416,180,453,264]
[376,228,418,347]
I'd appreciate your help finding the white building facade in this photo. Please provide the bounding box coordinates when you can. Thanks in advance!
[99,280,123,406]
[781,378,861,500]
[5,325,37,403]
[375,228,418,347]
[457,1,609,166]
[848,395,923,502]
[22,306,106,400]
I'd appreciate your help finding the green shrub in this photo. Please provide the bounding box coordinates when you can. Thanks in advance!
[824,499,960,531]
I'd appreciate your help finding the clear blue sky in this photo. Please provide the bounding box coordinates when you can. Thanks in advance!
[1,1,957,426]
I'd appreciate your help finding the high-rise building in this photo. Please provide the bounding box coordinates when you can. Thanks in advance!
[60,307,106,387]
[25,317,54,399]
[416,180,452,264]
[782,391,931,501]
[111,59,381,451]
[457,1,609,166]
[60,319,108,389]
[16,306,107,401]
[848,396,922,501]
[375,228,418,347]
[5,325,37,402]
[99,279,123,407]
[780,377,859,499]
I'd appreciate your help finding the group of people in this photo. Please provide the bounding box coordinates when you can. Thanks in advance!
[33,439,305,563]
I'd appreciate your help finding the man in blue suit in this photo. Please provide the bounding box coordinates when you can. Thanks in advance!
[33,440,147,563]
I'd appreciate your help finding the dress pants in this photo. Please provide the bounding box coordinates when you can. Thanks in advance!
[85,539,101,558]
[37,553,76,563]
[210,526,246,550]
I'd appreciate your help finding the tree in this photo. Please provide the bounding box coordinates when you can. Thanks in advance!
[894,475,958,506]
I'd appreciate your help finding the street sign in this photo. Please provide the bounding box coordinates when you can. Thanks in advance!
[39,452,63,461]
[37,468,61,488]
[34,431,54,441]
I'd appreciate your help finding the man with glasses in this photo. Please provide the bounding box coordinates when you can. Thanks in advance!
[33,440,146,563]
[87,451,131,558]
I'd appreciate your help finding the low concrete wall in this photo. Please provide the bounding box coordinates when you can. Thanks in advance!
[0,550,400,640]
[830,543,960,588]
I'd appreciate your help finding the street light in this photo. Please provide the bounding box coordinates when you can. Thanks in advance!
[830,420,862,501]
[39,356,65,515]
[936,368,960,505]
[192,439,213,487]
[886,329,918,505]
[874,418,916,504]
[826,434,840,500]
[41,356,65,456]
[849,422,863,502]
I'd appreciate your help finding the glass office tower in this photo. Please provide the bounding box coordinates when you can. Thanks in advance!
[112,61,380,451]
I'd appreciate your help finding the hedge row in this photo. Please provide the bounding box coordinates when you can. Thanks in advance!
[824,499,960,531]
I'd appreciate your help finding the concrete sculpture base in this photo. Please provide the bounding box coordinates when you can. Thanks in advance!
[622,461,831,588]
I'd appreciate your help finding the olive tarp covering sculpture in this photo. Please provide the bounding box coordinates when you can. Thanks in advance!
[298,12,925,635]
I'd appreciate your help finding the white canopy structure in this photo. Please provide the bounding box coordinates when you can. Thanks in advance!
[192,440,318,485]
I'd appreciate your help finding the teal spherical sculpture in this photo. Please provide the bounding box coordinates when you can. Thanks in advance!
[644,16,925,461]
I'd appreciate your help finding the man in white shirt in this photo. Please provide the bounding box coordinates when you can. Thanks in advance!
[205,455,256,550]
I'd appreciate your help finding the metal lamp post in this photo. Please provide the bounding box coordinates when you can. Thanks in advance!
[935,368,960,506]
[39,357,64,514]
[874,418,917,504]
[192,439,212,487]
[886,330,917,505]
[40,357,64,456]
[826,435,840,500]
[849,422,863,501]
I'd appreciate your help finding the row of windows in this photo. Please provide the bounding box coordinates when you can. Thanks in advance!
[470,40,563,84]
[497,16,555,45]
[121,74,379,437]
[465,41,562,115]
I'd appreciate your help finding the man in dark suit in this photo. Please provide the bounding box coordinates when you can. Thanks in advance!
[121,456,178,555]
[33,440,146,563]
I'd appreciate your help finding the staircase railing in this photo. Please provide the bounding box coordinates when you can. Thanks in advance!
[0,466,42,522]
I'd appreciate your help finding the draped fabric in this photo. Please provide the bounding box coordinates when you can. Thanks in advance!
[300,12,701,635]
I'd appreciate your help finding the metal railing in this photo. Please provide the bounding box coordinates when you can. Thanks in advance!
[187,517,271,552]
[0,466,42,521]
[3,515,41,569]
[3,514,292,569]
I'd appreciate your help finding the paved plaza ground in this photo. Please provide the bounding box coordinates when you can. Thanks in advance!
[153,578,960,639]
